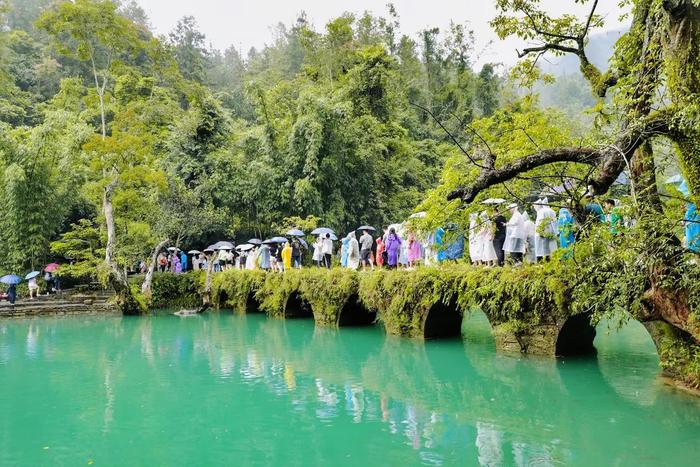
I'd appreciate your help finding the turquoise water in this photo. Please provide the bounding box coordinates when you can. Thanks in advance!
[1,312,699,466]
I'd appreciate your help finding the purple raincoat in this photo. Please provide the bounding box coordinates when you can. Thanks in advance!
[385,233,402,267]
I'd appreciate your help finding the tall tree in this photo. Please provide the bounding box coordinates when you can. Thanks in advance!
[37,0,145,313]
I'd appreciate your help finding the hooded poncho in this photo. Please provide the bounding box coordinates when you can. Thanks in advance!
[534,198,558,258]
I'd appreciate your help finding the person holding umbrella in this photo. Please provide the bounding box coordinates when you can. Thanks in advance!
[26,271,40,300]
[1,275,21,304]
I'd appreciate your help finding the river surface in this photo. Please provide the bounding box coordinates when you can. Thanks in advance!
[1,312,699,466]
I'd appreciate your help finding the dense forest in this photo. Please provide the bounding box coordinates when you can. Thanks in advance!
[0,0,527,275]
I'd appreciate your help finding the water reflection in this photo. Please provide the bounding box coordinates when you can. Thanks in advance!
[1,314,699,466]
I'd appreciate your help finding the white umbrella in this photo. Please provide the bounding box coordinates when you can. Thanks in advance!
[482,198,506,205]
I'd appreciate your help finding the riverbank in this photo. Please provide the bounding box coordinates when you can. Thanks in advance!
[0,287,117,318]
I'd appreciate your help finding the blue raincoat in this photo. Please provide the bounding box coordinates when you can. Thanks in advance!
[340,237,350,267]
[558,209,575,249]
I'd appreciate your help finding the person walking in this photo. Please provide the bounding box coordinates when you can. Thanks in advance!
[558,208,576,250]
[258,244,272,271]
[534,198,558,261]
[158,252,167,272]
[347,232,361,270]
[492,208,508,266]
[468,212,481,265]
[180,251,188,272]
[376,237,386,268]
[407,233,422,268]
[478,211,498,267]
[503,203,526,264]
[292,238,303,269]
[322,233,334,269]
[340,236,350,268]
[7,284,16,305]
[312,236,323,267]
[282,242,293,270]
[385,228,402,269]
[359,230,374,270]
[28,276,39,300]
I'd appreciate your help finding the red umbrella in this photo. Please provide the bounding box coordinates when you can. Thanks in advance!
[44,263,60,272]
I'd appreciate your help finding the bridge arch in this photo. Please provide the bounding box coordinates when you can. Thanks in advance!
[245,291,262,314]
[423,297,463,339]
[555,312,597,356]
[337,294,376,327]
[284,292,313,319]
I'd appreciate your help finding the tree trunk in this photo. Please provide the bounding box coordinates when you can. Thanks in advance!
[141,238,169,299]
[104,182,144,315]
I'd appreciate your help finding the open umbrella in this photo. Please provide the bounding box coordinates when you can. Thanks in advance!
[482,198,506,205]
[357,225,376,232]
[248,239,263,245]
[311,227,335,235]
[203,245,217,253]
[215,241,234,250]
[167,247,179,252]
[25,271,40,280]
[188,250,201,255]
[44,263,60,273]
[298,238,309,249]
[0,275,22,285]
[286,229,305,237]
[236,244,255,252]
[268,236,289,243]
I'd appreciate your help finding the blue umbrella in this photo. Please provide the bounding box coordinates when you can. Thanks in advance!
[25,271,40,280]
[286,229,305,237]
[311,227,335,235]
[0,275,22,285]
[269,236,289,244]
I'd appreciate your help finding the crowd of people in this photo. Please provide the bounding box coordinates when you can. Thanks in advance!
[143,191,700,276]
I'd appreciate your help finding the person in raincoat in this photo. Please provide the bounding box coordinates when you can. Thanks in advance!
[685,203,700,252]
[376,237,386,268]
[385,228,402,269]
[312,236,324,267]
[558,208,576,250]
[282,242,293,270]
[258,244,272,271]
[503,203,526,263]
[534,198,558,261]
[246,247,258,270]
[180,251,188,272]
[523,212,537,264]
[347,232,361,270]
[340,236,350,268]
[478,211,498,266]
[407,233,422,267]
[173,255,182,274]
[398,233,409,268]
[468,213,481,265]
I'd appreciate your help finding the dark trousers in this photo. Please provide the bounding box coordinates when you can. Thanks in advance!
[493,238,505,266]
[324,254,332,269]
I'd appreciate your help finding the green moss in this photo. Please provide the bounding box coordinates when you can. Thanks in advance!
[149,272,205,309]
[211,269,266,312]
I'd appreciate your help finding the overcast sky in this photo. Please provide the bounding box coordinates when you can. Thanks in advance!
[136,0,629,66]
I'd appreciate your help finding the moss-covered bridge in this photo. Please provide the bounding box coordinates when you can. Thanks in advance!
[150,266,694,388]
